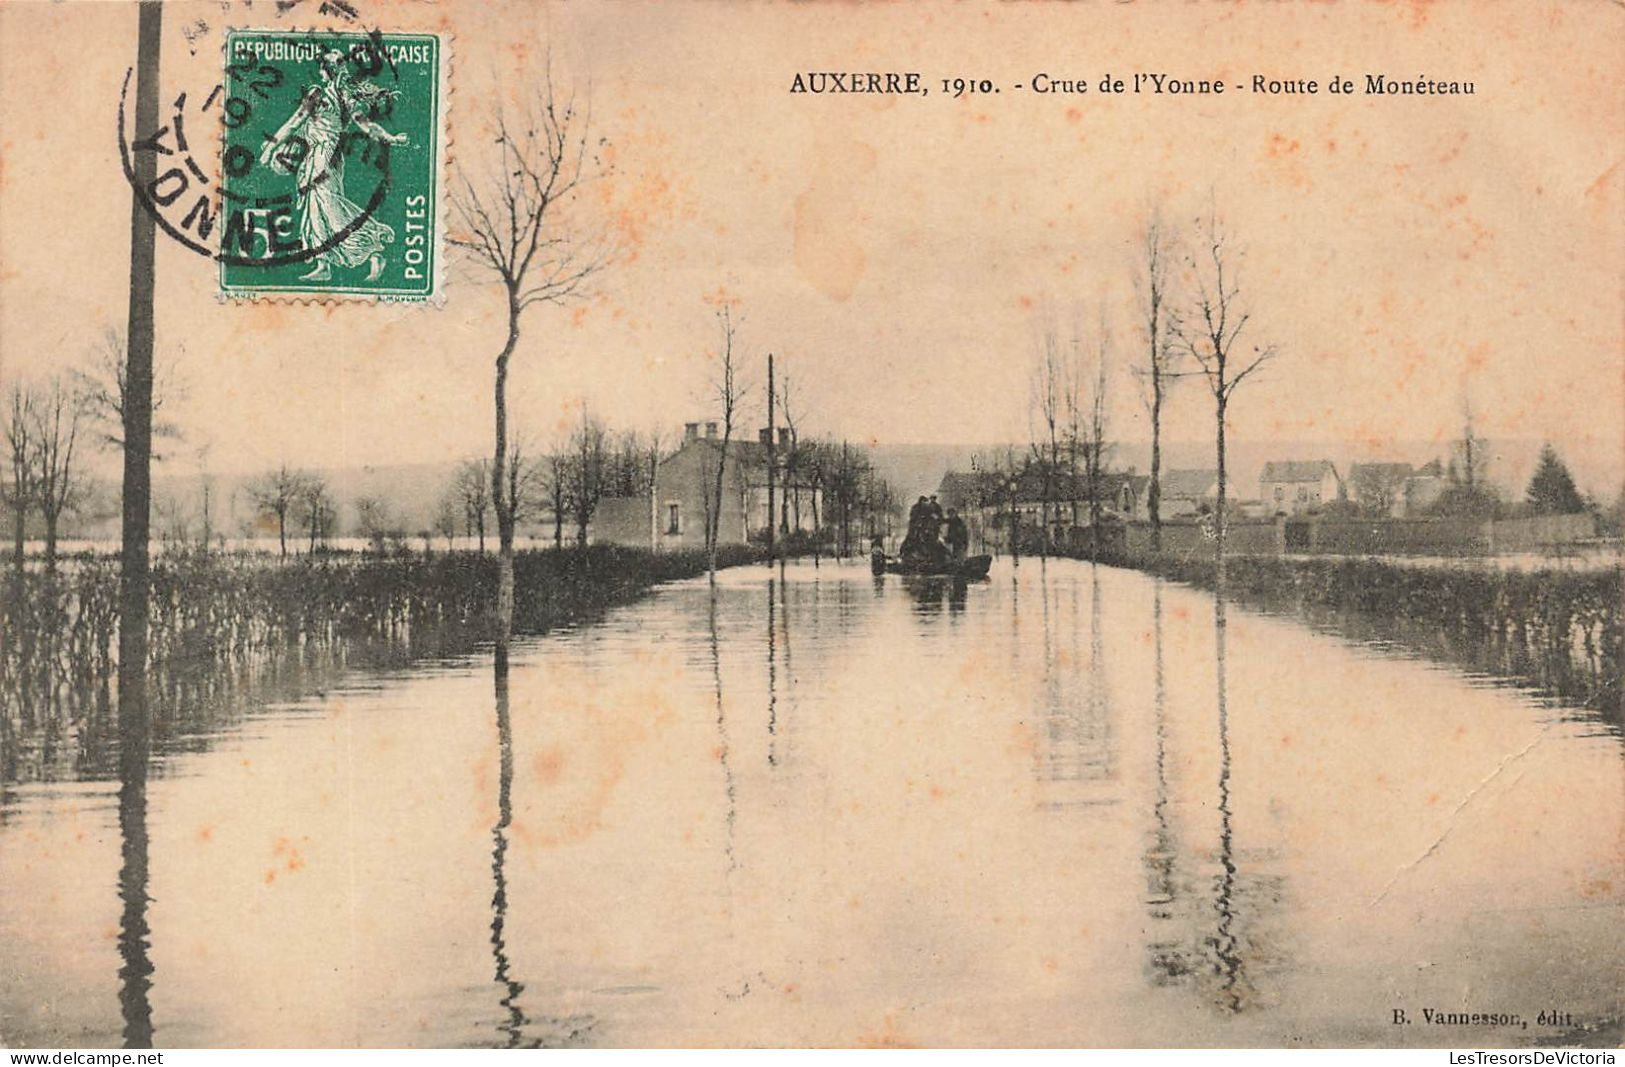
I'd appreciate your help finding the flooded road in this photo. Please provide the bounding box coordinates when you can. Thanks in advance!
[2,559,1620,1047]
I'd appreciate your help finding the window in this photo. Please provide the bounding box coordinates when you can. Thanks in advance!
[1274,486,1284,502]
[1297,486,1309,503]
[666,503,681,535]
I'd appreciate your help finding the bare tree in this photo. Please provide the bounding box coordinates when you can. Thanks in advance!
[1133,211,1182,553]
[194,442,216,552]
[249,464,311,560]
[31,375,90,572]
[454,457,491,553]
[504,436,545,534]
[1029,314,1065,557]
[546,450,569,550]
[298,475,337,555]
[1177,209,1279,586]
[699,306,746,579]
[432,490,460,551]
[450,70,608,653]
[567,408,609,548]
[75,328,183,458]
[1451,389,1489,490]
[1085,318,1111,558]
[776,374,808,533]
[606,429,649,498]
[1349,464,1410,518]
[3,384,36,572]
[354,496,399,556]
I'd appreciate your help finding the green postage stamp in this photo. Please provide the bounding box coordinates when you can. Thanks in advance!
[218,30,443,301]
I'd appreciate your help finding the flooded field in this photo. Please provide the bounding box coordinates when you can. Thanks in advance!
[1,558,1619,1047]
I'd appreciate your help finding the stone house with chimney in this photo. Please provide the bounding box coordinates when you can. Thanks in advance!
[592,421,820,550]
[1260,460,1343,516]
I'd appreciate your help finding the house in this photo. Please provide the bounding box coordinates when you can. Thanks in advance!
[1346,462,1415,517]
[1402,459,1448,517]
[937,466,1148,551]
[1260,460,1343,515]
[595,421,820,550]
[1159,469,1236,518]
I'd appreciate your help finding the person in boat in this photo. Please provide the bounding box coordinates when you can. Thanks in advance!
[944,508,969,562]
[900,496,930,557]
[926,495,944,535]
[913,528,949,567]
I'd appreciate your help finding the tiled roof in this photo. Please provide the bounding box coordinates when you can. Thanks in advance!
[1347,462,1415,480]
[1260,460,1337,483]
[1161,469,1218,498]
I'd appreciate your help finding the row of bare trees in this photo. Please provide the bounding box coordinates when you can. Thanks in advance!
[1018,206,1279,577]
[3,380,87,573]
[1,333,175,573]
[433,416,663,554]
[1026,306,1114,559]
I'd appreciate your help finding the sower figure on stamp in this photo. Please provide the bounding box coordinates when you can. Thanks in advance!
[259,49,408,282]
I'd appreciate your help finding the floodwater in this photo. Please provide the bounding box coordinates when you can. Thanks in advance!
[1,559,1620,1047]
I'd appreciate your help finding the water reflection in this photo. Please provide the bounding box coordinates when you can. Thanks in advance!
[486,656,596,1048]
[1,558,1618,1047]
[489,659,524,1046]
[1140,579,1284,1015]
[709,591,738,873]
[116,738,153,1048]
[1143,579,1185,983]
[1211,590,1243,1012]
[766,575,778,766]
[900,576,970,616]
[1035,564,1115,804]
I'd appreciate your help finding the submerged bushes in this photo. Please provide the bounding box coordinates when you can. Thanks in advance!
[0,544,759,782]
[1119,553,1621,717]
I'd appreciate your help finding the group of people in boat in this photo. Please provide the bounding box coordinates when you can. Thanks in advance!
[899,494,969,565]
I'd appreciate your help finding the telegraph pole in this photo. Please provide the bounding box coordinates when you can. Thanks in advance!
[120,0,161,768]
[118,6,162,1049]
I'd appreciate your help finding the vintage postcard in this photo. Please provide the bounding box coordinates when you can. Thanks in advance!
[0,0,1621,1052]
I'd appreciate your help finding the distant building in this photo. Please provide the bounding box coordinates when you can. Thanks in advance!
[1260,460,1343,515]
[1402,459,1448,516]
[594,421,819,550]
[1347,462,1415,518]
[1159,469,1236,518]
[936,467,1147,551]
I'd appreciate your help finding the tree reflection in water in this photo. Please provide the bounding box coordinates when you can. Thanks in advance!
[1034,563,1115,808]
[1143,578,1186,984]
[488,654,593,1048]
[1211,590,1244,1012]
[1141,576,1286,1014]
[489,655,525,1046]
[709,591,738,874]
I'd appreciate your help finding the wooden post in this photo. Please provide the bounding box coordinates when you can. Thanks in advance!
[119,0,161,770]
[118,2,162,1050]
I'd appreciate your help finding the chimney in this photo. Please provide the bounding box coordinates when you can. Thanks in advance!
[758,428,772,445]
[705,421,719,439]
[684,422,699,443]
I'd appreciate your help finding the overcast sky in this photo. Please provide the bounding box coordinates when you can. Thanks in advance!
[1,1,1619,488]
